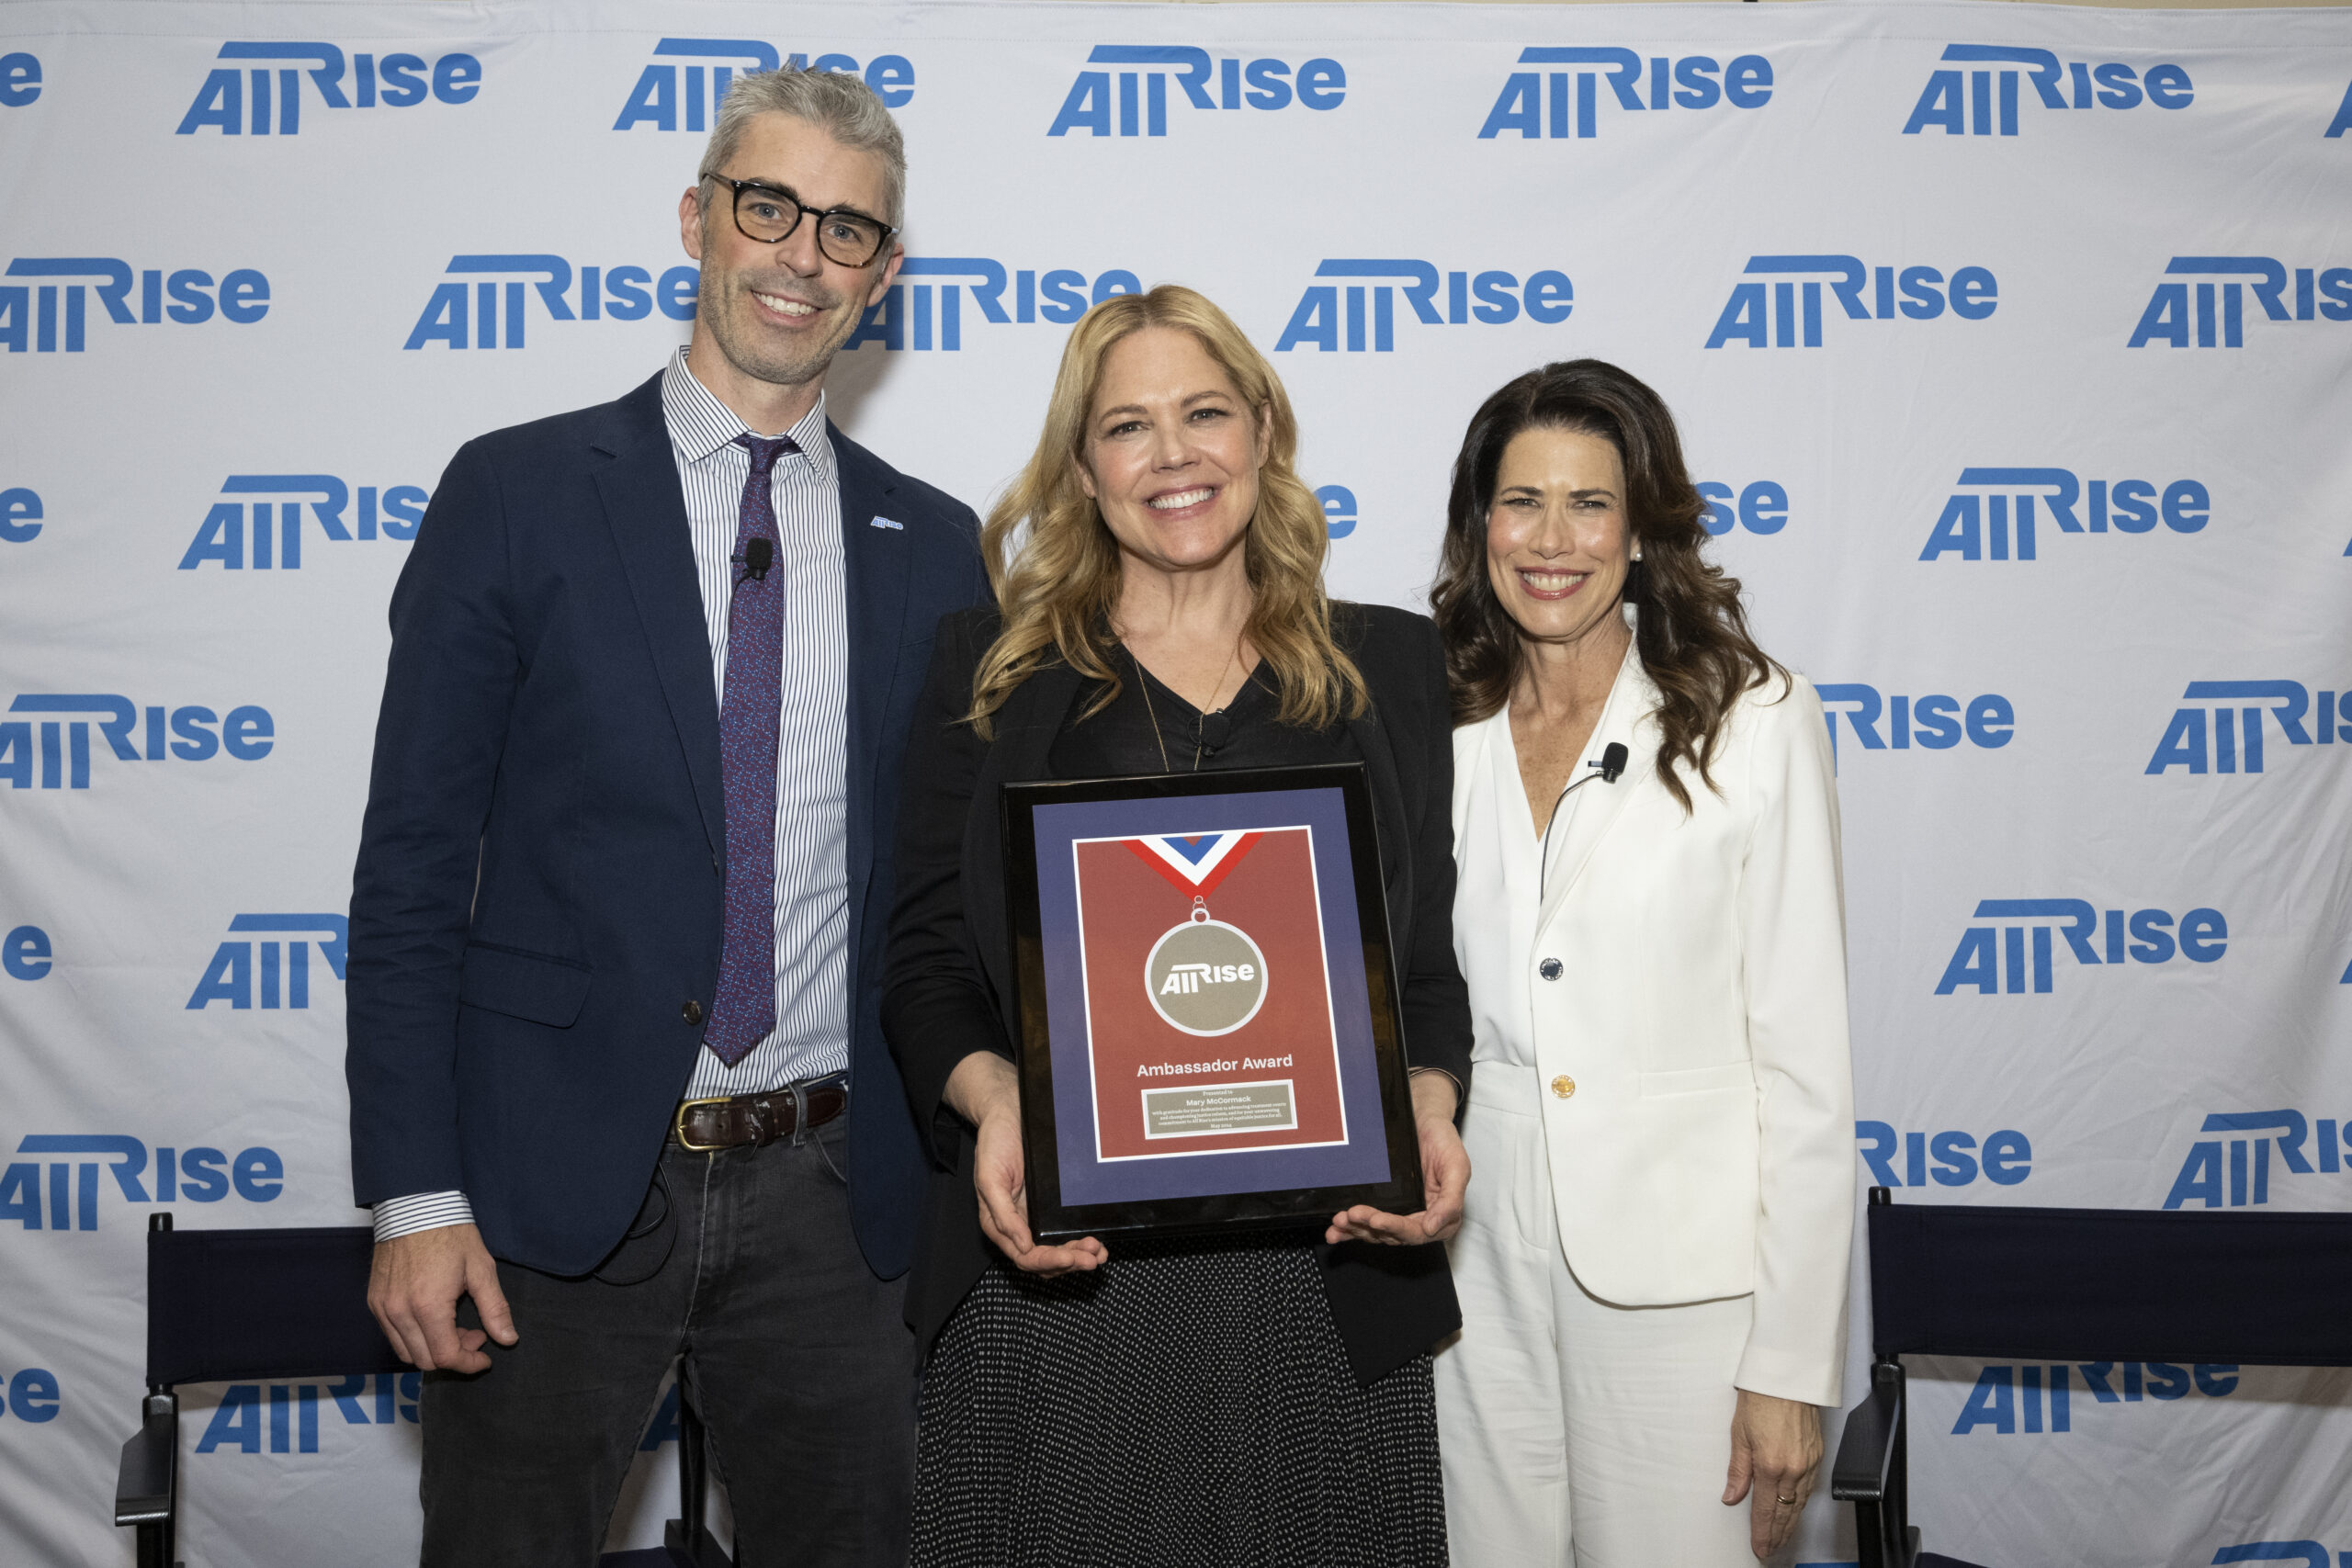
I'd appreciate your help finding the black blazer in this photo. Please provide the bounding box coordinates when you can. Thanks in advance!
[881,601,1474,1383]
[346,370,989,1279]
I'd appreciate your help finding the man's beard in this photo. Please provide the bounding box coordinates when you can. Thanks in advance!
[703,268,854,388]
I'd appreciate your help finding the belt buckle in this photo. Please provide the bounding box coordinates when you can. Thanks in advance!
[673,1095,736,1153]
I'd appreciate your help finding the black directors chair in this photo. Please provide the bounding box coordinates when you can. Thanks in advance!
[116,1213,733,1567]
[1830,1188,2352,1568]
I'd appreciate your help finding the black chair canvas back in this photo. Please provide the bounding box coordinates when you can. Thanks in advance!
[146,1224,403,1388]
[1868,1201,2352,1368]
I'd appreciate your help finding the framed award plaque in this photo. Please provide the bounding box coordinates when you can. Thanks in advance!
[1000,762,1424,1244]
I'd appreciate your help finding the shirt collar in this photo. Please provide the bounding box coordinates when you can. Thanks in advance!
[660,346,835,485]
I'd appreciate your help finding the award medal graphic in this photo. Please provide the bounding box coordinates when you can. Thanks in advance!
[1071,825,1349,1160]
[1137,836,1270,1037]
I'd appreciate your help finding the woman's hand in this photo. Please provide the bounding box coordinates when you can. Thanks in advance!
[1724,1388,1824,1559]
[944,1051,1107,1276]
[1325,1070,1469,1247]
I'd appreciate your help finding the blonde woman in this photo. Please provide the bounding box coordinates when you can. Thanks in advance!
[882,285,1473,1564]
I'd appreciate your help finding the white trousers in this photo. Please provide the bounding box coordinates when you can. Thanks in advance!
[1434,1078,1758,1568]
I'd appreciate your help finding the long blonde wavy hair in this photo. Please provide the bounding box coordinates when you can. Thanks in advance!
[967,285,1367,738]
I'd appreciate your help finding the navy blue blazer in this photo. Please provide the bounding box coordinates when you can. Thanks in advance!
[346,368,989,1280]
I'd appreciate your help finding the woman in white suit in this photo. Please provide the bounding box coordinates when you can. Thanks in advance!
[1429,360,1854,1565]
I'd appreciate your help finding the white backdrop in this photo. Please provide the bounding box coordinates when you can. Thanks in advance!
[4,2,2351,1563]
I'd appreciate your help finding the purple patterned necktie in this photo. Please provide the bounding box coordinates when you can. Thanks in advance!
[706,432,797,1066]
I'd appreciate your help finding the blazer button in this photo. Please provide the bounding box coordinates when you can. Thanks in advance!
[682,999,704,1026]
[1551,1075,1576,1100]
[1538,958,1563,980]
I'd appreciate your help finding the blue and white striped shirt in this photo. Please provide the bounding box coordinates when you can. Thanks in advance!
[373,350,852,1242]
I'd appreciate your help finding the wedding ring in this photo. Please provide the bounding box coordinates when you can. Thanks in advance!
[1775,1494,1799,1506]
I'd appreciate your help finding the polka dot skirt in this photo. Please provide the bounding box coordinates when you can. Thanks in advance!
[910,1234,1447,1567]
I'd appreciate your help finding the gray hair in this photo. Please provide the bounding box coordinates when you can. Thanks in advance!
[696,67,907,230]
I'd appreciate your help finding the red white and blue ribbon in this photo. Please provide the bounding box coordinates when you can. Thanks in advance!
[1122,829,1265,898]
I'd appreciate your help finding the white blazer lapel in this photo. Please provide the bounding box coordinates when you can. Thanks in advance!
[1536,654,1662,933]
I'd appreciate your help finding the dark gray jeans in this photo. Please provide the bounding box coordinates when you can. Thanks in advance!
[419,1117,915,1567]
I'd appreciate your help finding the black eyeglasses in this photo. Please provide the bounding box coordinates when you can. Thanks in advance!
[704,175,895,268]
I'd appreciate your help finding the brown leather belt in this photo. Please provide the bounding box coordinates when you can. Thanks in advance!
[672,1081,847,1152]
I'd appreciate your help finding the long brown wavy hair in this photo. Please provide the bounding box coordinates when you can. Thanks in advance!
[967,285,1367,737]
[1430,359,1786,812]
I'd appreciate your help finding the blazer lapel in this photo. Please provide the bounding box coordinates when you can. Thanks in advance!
[832,429,911,942]
[969,661,1085,1013]
[1536,653,1661,933]
[1346,707,1415,958]
[587,376,724,858]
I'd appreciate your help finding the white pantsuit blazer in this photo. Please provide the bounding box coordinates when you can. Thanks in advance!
[1451,652,1855,1406]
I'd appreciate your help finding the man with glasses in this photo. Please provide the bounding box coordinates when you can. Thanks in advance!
[348,66,985,1566]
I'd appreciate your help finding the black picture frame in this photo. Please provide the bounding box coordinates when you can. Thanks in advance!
[1001,762,1424,1244]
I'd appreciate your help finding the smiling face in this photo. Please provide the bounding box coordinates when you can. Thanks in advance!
[1078,326,1270,580]
[678,111,901,403]
[1484,425,1634,649]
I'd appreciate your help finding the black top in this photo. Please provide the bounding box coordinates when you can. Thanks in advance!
[883,602,1473,1383]
[1046,649,1366,779]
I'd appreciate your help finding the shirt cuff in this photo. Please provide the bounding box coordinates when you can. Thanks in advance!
[371,1190,476,1243]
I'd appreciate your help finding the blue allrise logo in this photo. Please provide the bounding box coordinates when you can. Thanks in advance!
[1935,900,2225,995]
[840,259,1144,352]
[0,1368,60,1424]
[1855,1122,2030,1189]
[1816,685,2012,765]
[2165,1111,2345,1209]
[2208,1543,2352,1566]
[405,255,698,349]
[2,259,268,353]
[1480,48,1770,139]
[1050,47,1343,137]
[179,476,428,570]
[2129,257,2352,347]
[0,487,39,543]
[1919,468,2209,561]
[1697,481,1787,536]
[0,51,38,107]
[1,1135,284,1231]
[1275,262,1572,353]
[1903,45,2191,136]
[176,43,481,134]
[1317,487,1358,540]
[195,1374,418,1454]
[4,925,49,980]
[1950,1361,2237,1436]
[187,914,346,1010]
[2147,682,2347,774]
[2330,78,2352,139]
[616,40,914,131]
[2,695,274,790]
[1707,255,1995,348]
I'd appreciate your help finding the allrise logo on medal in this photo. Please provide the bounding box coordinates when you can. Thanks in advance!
[1147,913,1268,1037]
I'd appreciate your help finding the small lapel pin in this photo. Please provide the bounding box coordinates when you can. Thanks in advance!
[869,515,904,531]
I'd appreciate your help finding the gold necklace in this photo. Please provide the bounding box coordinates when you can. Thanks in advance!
[1129,639,1242,773]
